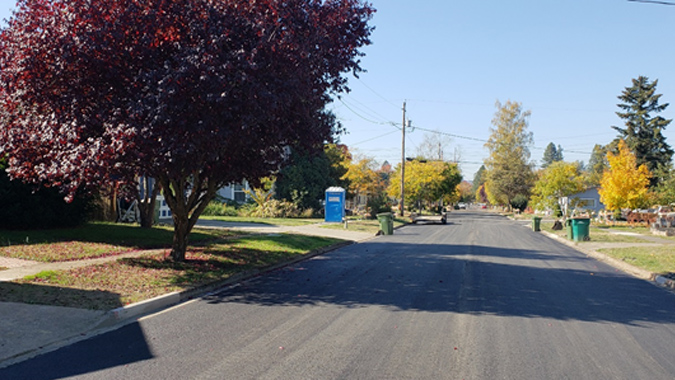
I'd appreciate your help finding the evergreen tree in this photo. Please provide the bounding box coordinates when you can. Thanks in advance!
[471,165,487,195]
[541,142,564,168]
[613,76,673,186]
[585,144,608,186]
[274,143,350,211]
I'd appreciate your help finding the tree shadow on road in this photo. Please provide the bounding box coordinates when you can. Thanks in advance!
[0,322,153,379]
[204,239,675,327]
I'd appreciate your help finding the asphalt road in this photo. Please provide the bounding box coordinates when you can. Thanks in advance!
[3,211,675,379]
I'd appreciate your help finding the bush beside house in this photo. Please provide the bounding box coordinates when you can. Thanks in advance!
[0,161,94,229]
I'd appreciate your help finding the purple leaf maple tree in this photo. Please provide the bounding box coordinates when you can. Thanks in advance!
[0,0,374,261]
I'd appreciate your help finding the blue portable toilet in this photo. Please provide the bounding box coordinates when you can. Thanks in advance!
[325,187,346,223]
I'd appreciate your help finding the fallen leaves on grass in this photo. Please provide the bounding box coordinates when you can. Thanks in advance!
[0,241,134,262]
[3,234,342,310]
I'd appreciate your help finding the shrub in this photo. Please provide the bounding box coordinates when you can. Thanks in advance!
[0,163,94,229]
[237,199,303,218]
[367,194,392,219]
[301,208,317,218]
[202,200,239,216]
[510,194,528,213]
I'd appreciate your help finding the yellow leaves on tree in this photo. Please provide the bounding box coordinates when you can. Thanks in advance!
[388,160,462,207]
[342,157,382,197]
[484,100,535,207]
[457,181,473,202]
[530,161,585,211]
[599,140,652,211]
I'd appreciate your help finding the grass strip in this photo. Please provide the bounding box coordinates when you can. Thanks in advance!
[321,217,407,234]
[0,223,241,262]
[200,216,321,226]
[598,246,675,277]
[0,222,236,248]
[0,234,342,310]
[539,220,648,243]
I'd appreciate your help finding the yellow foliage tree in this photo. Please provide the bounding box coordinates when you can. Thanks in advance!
[475,183,489,204]
[530,161,585,211]
[484,180,500,206]
[342,157,381,198]
[599,140,652,213]
[388,160,462,212]
[484,100,535,207]
[457,180,473,202]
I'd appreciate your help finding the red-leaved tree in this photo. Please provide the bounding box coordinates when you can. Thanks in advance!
[0,0,374,260]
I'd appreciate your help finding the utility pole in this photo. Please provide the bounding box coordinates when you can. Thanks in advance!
[399,101,406,217]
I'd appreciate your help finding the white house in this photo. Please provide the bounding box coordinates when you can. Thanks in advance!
[560,187,605,216]
[216,181,251,203]
[154,182,249,221]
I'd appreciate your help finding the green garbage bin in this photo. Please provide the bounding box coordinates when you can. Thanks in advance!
[532,217,542,232]
[571,218,590,242]
[565,219,574,240]
[376,212,394,235]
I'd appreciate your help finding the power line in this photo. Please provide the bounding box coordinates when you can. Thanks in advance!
[628,0,675,5]
[339,94,597,157]
[342,94,397,125]
[357,78,402,110]
[414,126,488,143]
[337,97,393,126]
[351,130,400,146]
[413,126,592,155]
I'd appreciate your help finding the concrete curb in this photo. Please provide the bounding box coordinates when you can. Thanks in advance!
[101,222,411,325]
[539,230,675,291]
[149,223,398,314]
[0,239,356,368]
[98,240,355,327]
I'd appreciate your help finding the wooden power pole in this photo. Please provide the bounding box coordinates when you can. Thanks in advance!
[399,101,406,217]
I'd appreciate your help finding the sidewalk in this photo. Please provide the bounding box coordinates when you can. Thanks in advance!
[0,221,373,368]
[521,218,675,288]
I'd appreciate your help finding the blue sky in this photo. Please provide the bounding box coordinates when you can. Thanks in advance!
[2,0,675,179]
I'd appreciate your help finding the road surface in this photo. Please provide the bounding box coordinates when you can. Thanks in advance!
[3,211,675,379]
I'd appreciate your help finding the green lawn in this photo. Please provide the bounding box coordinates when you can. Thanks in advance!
[536,218,675,277]
[321,216,408,234]
[0,222,240,262]
[200,215,321,226]
[0,222,231,247]
[539,220,649,243]
[0,231,342,310]
[594,225,650,234]
[598,246,675,277]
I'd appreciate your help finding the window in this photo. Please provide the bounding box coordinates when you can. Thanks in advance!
[234,191,246,203]
[577,198,596,208]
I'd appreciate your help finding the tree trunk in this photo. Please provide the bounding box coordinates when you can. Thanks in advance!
[171,212,190,261]
[159,173,219,262]
[109,184,118,221]
[139,204,154,228]
[138,177,160,229]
